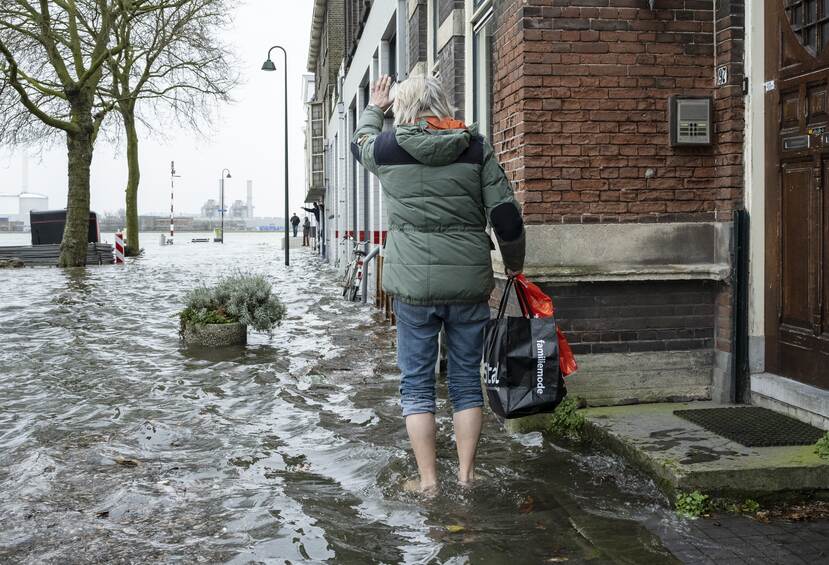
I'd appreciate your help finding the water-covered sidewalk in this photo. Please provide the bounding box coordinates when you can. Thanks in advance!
[0,233,826,564]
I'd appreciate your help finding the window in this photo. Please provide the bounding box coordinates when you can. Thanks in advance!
[388,34,397,80]
[786,0,829,51]
[472,10,494,139]
[431,0,439,62]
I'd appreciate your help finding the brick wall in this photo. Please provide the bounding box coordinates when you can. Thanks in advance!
[433,0,466,118]
[493,280,716,356]
[345,0,373,66]
[315,1,345,125]
[437,37,466,120]
[491,0,526,197]
[712,0,745,369]
[713,0,745,218]
[409,1,427,73]
[486,0,746,401]
[438,0,463,26]
[491,0,745,225]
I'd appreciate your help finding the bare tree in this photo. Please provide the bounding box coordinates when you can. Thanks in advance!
[104,0,236,254]
[0,0,137,266]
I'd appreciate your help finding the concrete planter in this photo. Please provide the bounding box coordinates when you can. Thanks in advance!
[182,321,247,347]
[0,258,25,268]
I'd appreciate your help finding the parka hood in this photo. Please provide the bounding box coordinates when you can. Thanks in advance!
[395,122,480,167]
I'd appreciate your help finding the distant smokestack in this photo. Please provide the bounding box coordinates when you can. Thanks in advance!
[246,180,254,219]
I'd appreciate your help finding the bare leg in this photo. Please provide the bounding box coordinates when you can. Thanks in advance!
[405,413,438,491]
[453,407,482,484]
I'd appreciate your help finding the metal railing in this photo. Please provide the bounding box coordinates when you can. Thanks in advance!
[361,245,381,304]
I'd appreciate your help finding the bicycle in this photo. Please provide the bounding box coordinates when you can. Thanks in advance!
[342,236,368,302]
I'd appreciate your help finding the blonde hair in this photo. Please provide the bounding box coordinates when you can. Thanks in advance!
[392,76,457,126]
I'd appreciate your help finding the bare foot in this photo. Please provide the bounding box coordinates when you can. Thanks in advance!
[404,478,438,495]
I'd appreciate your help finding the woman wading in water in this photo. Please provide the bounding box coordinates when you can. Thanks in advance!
[352,75,525,492]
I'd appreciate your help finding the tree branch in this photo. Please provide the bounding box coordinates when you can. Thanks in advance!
[0,38,77,132]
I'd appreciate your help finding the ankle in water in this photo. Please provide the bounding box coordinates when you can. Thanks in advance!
[458,470,475,485]
[404,478,438,494]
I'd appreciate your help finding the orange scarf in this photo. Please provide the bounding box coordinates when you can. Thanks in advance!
[425,116,467,130]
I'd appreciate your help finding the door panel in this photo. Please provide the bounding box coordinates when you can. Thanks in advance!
[782,93,801,127]
[808,85,828,119]
[780,164,813,329]
[767,1,829,391]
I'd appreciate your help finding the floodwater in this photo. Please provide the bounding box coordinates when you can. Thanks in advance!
[1,232,698,564]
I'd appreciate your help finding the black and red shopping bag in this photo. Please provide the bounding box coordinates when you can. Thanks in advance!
[483,276,575,419]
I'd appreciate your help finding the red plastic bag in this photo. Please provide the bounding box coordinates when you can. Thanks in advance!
[515,275,578,377]
[557,327,578,377]
[515,274,554,317]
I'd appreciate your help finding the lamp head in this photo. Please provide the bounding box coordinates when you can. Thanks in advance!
[226,171,232,179]
[261,59,276,72]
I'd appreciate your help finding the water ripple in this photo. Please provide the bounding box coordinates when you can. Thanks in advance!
[0,232,681,564]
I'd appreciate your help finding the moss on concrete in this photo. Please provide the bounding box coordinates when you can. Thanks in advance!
[580,402,829,500]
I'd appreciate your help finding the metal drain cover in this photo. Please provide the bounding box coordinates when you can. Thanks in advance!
[673,407,825,448]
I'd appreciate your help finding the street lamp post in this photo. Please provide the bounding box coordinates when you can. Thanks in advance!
[219,168,231,243]
[261,45,290,266]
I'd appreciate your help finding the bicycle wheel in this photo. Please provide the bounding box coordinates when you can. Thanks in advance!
[348,281,359,302]
[343,263,356,298]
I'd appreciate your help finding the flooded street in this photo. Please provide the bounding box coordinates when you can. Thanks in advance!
[0,233,725,563]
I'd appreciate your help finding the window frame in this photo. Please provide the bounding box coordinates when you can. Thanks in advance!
[786,0,829,53]
[467,0,495,139]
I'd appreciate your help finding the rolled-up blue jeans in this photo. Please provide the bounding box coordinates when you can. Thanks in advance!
[394,299,490,417]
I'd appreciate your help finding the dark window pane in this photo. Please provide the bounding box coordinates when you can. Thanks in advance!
[823,22,829,47]
[809,0,818,22]
[432,0,438,58]
[388,35,397,79]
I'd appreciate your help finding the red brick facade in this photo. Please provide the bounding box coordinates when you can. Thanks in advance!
[491,0,744,225]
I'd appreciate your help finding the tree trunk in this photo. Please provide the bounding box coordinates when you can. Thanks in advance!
[123,111,141,255]
[59,102,95,268]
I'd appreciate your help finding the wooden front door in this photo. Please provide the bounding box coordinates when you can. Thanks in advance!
[766,1,829,390]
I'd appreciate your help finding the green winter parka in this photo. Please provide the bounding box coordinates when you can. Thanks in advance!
[352,105,525,305]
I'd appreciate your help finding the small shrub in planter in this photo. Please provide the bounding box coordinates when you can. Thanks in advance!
[179,273,286,347]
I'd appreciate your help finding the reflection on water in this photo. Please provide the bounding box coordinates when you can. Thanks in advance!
[0,233,685,564]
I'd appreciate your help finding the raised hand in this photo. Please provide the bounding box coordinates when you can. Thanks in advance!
[371,74,393,111]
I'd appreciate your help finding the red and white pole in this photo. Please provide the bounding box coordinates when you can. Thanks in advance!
[169,161,176,245]
[114,232,125,264]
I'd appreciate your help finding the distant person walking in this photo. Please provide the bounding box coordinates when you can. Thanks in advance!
[290,213,300,237]
[352,75,525,493]
[302,216,311,247]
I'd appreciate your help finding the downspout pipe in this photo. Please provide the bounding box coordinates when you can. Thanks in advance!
[733,210,750,403]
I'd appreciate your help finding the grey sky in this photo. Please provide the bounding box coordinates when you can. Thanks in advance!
[0,1,314,219]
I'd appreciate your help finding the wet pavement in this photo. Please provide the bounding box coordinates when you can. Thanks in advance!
[0,232,827,564]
